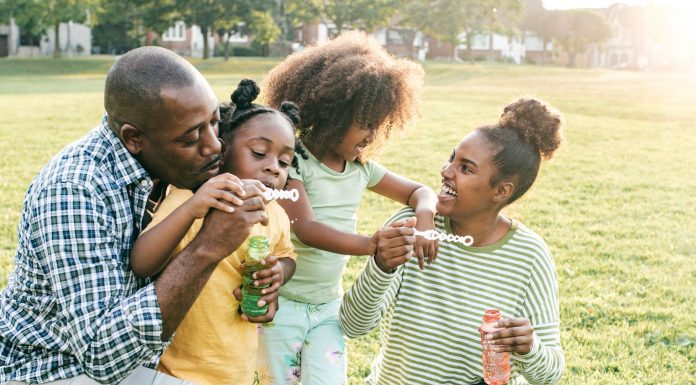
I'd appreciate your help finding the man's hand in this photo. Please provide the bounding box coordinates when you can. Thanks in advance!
[480,318,535,355]
[373,217,417,273]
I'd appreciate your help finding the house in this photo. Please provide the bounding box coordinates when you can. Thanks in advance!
[146,21,250,58]
[587,3,648,69]
[0,18,91,58]
[293,23,428,60]
[424,31,550,63]
[0,18,19,57]
[146,21,215,58]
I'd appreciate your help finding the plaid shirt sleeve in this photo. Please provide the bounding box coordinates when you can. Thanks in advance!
[29,181,166,384]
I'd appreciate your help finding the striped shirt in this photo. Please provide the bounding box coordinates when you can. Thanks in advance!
[0,116,167,384]
[339,208,564,385]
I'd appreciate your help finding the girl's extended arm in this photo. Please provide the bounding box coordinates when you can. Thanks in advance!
[131,174,246,278]
[278,179,378,256]
[369,170,438,269]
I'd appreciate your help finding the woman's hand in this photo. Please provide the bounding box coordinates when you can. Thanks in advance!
[482,317,535,355]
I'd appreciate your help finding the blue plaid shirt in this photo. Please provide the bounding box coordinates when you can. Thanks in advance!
[0,116,168,384]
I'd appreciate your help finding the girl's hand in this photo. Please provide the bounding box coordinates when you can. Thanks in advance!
[413,214,438,270]
[373,217,417,273]
[482,317,535,355]
[233,255,283,323]
[185,173,246,218]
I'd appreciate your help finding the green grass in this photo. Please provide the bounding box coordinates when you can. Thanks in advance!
[1,57,694,384]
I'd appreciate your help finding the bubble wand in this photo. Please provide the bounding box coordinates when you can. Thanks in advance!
[263,188,300,202]
[413,229,474,246]
[264,190,472,245]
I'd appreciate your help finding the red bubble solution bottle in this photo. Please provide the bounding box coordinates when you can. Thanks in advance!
[480,309,510,385]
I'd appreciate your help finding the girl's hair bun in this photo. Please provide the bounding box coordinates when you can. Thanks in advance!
[231,78,260,109]
[499,98,563,159]
[279,101,301,126]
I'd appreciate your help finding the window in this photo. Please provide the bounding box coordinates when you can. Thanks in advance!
[163,21,186,42]
[387,29,404,45]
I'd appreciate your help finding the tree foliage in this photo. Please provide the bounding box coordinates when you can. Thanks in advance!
[555,9,611,67]
[290,0,400,35]
[92,0,173,54]
[402,0,521,62]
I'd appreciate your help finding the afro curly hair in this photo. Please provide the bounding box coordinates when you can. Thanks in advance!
[262,31,424,163]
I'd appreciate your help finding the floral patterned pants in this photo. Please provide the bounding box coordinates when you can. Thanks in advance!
[257,296,347,385]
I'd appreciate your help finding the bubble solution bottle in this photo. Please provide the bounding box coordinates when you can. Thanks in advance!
[240,236,270,317]
[480,309,511,385]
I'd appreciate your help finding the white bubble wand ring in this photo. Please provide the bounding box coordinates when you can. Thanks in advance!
[413,229,474,246]
[263,188,300,202]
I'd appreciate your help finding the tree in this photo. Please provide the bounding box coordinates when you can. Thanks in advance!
[555,9,611,67]
[0,0,47,56]
[175,0,227,59]
[393,0,432,59]
[275,0,316,42]
[414,0,521,63]
[290,0,400,35]
[248,9,280,56]
[43,0,91,58]
[92,0,176,54]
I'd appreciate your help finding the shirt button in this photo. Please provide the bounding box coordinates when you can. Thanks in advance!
[140,180,149,188]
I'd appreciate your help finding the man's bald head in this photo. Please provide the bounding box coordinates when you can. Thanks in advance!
[104,46,199,131]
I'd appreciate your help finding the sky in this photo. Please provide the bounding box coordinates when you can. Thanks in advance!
[542,0,696,9]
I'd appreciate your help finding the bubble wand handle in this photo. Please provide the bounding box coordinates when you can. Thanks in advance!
[413,229,474,246]
[262,188,300,202]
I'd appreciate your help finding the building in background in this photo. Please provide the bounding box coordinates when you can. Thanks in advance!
[587,3,648,69]
[0,19,90,58]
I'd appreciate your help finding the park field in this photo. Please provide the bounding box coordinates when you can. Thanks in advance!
[0,57,694,384]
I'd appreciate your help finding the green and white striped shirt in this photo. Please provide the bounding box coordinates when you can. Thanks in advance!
[339,208,564,385]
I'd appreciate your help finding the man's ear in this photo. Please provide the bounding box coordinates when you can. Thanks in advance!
[492,180,515,204]
[120,123,143,155]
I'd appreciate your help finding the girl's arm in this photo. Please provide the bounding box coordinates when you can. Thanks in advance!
[339,215,415,338]
[369,170,439,269]
[131,174,246,278]
[278,179,377,256]
[131,200,200,278]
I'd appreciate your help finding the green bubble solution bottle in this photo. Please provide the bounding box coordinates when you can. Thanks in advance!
[241,235,270,317]
[481,309,510,385]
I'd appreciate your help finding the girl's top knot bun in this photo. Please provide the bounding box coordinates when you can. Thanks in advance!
[279,101,301,126]
[231,78,260,109]
[499,98,563,160]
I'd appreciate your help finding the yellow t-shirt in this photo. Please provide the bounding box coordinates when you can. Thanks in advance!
[144,187,296,385]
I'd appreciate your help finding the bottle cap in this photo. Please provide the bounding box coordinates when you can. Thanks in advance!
[483,309,502,323]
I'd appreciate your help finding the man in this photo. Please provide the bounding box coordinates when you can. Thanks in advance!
[0,47,275,384]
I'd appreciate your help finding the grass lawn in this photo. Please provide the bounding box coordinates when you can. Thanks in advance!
[0,56,694,384]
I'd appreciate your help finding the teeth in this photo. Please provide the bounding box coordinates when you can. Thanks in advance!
[441,185,458,197]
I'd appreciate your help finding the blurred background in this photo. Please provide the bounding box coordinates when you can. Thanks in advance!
[1,0,695,71]
[1,1,694,384]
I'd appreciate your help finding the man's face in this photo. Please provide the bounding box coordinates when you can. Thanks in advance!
[138,79,221,190]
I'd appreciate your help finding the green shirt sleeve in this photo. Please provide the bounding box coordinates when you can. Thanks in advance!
[289,153,306,184]
[365,160,387,188]
[512,241,565,385]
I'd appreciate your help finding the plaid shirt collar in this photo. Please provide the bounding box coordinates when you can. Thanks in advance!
[98,115,151,190]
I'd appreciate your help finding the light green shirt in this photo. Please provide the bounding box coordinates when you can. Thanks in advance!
[280,144,386,304]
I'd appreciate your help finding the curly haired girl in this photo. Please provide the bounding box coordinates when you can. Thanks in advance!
[256,32,438,384]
